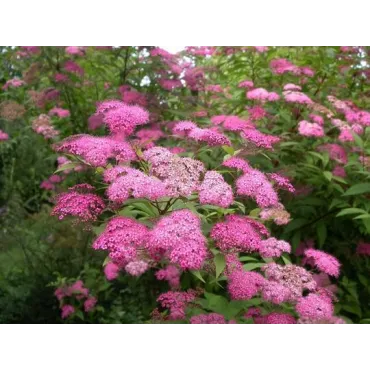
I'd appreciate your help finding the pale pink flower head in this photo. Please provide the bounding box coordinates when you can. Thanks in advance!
[304,249,340,277]
[259,237,291,258]
[284,91,313,105]
[270,58,301,75]
[248,106,267,121]
[254,46,268,53]
[238,80,254,89]
[317,144,347,164]
[199,171,233,208]
[261,281,292,304]
[2,78,26,90]
[260,203,291,225]
[157,290,197,320]
[65,46,85,56]
[309,114,324,126]
[247,88,280,103]
[241,128,280,149]
[268,173,295,193]
[125,260,149,276]
[0,130,9,141]
[155,265,181,289]
[104,262,120,280]
[298,120,324,137]
[49,107,70,118]
[284,83,302,91]
[61,305,75,319]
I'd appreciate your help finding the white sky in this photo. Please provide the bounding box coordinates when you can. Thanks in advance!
[160,40,185,54]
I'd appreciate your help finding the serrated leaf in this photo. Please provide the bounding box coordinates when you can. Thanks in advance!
[336,208,366,217]
[191,270,205,283]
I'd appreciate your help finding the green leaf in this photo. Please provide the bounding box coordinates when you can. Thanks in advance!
[354,214,370,220]
[54,162,79,173]
[281,255,292,265]
[243,262,265,271]
[336,208,366,217]
[316,222,327,248]
[323,171,333,182]
[239,256,258,262]
[284,218,308,233]
[222,145,235,155]
[214,253,226,278]
[191,270,205,283]
[343,183,370,196]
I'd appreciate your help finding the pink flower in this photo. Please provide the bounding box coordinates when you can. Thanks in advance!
[261,281,292,304]
[64,60,84,76]
[241,128,280,149]
[65,46,85,56]
[93,217,149,267]
[156,265,181,289]
[103,103,149,135]
[84,297,97,312]
[54,134,136,167]
[104,262,120,280]
[268,173,295,193]
[260,203,291,225]
[211,215,268,253]
[190,313,228,324]
[199,171,234,208]
[51,184,105,223]
[157,290,197,320]
[270,58,301,75]
[0,130,9,141]
[247,106,267,121]
[284,83,302,91]
[238,80,254,89]
[247,88,280,103]
[2,78,26,90]
[260,237,291,258]
[284,91,313,105]
[49,107,70,118]
[147,210,207,270]
[304,249,340,277]
[296,293,334,320]
[61,305,75,319]
[125,260,149,276]
[227,270,265,300]
[317,144,347,164]
[55,73,69,83]
[298,120,324,137]
[332,165,346,177]
[309,114,324,125]
[255,313,296,324]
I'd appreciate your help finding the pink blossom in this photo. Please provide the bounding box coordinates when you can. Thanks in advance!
[247,106,267,121]
[309,114,324,125]
[317,144,347,164]
[65,46,85,56]
[284,83,302,91]
[51,184,105,223]
[55,73,69,83]
[268,173,295,193]
[104,262,120,280]
[223,156,251,172]
[61,305,75,319]
[0,130,9,141]
[304,249,340,277]
[261,281,292,304]
[84,297,97,312]
[147,210,207,270]
[157,290,197,320]
[199,171,234,208]
[247,88,280,103]
[332,165,346,177]
[238,80,254,89]
[227,270,265,300]
[54,134,136,166]
[260,237,291,258]
[190,313,227,324]
[241,128,280,149]
[93,217,149,267]
[156,265,181,289]
[49,107,70,118]
[2,78,26,90]
[260,203,291,225]
[284,91,313,105]
[64,60,84,76]
[255,313,296,324]
[296,293,334,320]
[298,120,324,137]
[125,260,149,276]
[211,215,268,253]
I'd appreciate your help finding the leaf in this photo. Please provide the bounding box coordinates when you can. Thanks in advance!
[222,145,235,155]
[243,262,265,271]
[323,171,333,182]
[54,162,79,173]
[239,256,258,262]
[284,218,308,233]
[354,214,370,220]
[281,255,292,265]
[343,183,370,196]
[316,222,327,248]
[92,224,106,235]
[336,208,366,217]
[191,270,205,283]
[214,253,226,278]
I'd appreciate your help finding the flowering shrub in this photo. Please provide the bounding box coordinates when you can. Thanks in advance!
[2,46,370,323]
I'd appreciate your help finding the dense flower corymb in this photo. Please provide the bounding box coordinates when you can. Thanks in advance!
[304,249,340,277]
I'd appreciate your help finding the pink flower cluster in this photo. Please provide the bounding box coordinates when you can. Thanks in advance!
[0,130,9,141]
[157,290,197,320]
[270,58,314,76]
[247,88,280,103]
[40,174,63,191]
[49,107,70,118]
[155,265,181,289]
[54,134,136,166]
[93,216,149,268]
[51,184,105,223]
[146,210,207,270]
[143,146,205,197]
[298,120,324,137]
[32,114,60,139]
[303,248,340,277]
[284,91,313,105]
[2,78,26,90]
[198,171,234,208]
[190,313,230,324]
